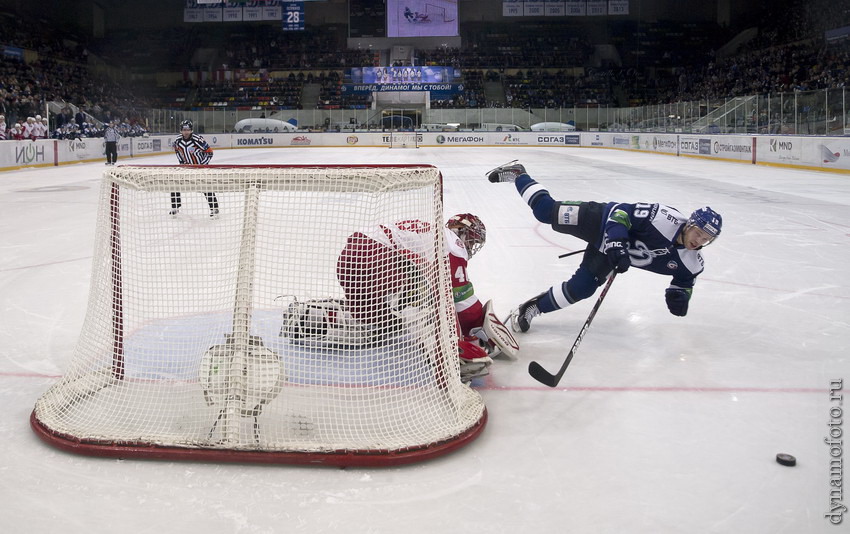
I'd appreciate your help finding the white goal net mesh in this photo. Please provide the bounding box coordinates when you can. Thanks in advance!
[389,132,420,149]
[31,165,486,466]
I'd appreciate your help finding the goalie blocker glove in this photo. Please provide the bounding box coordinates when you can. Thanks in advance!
[665,286,692,316]
[603,239,631,273]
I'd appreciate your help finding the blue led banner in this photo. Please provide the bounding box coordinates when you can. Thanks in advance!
[342,83,465,95]
[346,66,461,84]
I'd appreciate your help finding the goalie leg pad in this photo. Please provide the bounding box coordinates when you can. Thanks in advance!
[280,299,341,340]
[458,338,492,383]
[480,300,520,359]
[280,298,395,348]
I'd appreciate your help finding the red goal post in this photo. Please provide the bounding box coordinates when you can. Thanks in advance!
[31,164,486,466]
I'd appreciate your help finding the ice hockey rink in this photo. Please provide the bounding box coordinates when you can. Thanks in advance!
[1,144,847,533]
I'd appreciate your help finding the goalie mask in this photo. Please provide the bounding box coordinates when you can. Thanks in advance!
[447,213,486,257]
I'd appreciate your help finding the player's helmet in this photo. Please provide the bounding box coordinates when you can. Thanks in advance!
[447,213,486,257]
[181,119,193,131]
[686,206,722,245]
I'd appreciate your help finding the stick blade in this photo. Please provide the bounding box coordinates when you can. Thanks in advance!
[528,361,559,387]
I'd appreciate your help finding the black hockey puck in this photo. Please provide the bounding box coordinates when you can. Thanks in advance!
[776,453,796,466]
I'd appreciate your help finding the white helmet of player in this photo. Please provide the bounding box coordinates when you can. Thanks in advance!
[446,213,486,257]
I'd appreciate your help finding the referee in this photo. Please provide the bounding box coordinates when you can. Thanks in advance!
[171,120,219,217]
[103,120,121,165]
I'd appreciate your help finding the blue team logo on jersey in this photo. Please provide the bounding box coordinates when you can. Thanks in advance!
[630,240,672,268]
[667,261,678,270]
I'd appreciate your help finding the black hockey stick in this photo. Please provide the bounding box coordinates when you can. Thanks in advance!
[557,250,583,259]
[527,272,617,387]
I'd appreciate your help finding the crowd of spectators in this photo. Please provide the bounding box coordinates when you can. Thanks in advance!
[2,4,850,134]
[660,40,850,105]
[417,22,595,69]
[194,75,305,109]
[76,0,848,116]
[1,13,151,141]
[215,26,376,71]
[1,53,150,140]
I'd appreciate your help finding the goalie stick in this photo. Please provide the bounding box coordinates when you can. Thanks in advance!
[527,272,617,387]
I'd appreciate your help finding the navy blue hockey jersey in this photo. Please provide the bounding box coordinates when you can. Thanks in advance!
[602,202,704,289]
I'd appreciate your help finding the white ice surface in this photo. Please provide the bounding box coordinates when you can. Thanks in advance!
[1,146,847,533]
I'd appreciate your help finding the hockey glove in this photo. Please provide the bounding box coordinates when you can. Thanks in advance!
[468,328,497,356]
[665,287,692,317]
[603,239,631,273]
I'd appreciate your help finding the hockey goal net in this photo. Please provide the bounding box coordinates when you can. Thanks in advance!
[31,165,486,466]
[388,131,420,149]
[426,2,456,22]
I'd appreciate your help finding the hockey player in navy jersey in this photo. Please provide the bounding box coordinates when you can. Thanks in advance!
[170,120,219,217]
[486,160,722,333]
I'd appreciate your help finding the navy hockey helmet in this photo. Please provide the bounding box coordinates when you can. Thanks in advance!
[447,213,486,257]
[686,206,722,245]
[180,119,193,131]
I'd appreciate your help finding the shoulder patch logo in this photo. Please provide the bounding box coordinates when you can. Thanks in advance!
[557,204,579,226]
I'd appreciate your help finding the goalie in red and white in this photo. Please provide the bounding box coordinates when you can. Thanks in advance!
[280,214,518,382]
[443,214,519,362]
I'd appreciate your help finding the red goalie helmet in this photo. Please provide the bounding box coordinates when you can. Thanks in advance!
[447,213,486,257]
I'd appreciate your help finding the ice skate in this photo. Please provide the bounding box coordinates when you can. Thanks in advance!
[486,160,527,183]
[510,292,545,333]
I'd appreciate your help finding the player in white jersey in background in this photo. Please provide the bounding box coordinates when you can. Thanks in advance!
[21,117,37,140]
[487,160,722,333]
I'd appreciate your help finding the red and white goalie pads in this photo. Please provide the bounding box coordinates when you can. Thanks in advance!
[458,338,492,383]
[479,300,520,360]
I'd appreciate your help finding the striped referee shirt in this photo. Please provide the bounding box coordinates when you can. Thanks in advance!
[103,125,120,142]
[173,133,213,165]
